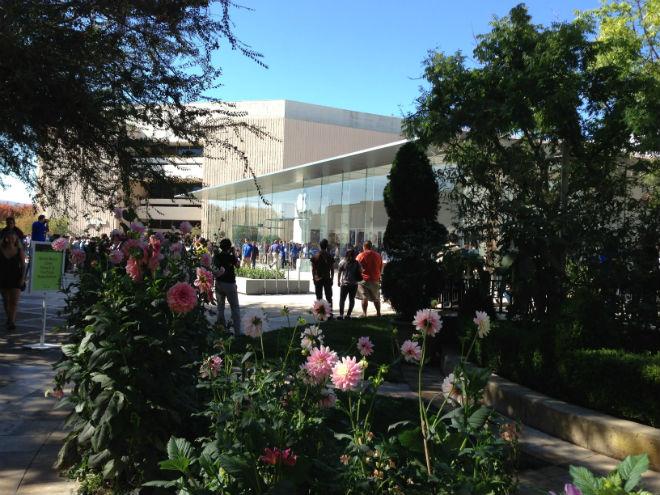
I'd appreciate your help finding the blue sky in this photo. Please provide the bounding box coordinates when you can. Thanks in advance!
[1,0,599,203]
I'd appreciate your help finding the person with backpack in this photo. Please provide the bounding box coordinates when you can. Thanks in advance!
[336,248,362,320]
[311,238,334,314]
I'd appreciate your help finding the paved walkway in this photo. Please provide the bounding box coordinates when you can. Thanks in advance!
[0,288,76,495]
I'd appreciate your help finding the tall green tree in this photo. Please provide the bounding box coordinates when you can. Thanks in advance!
[381,142,447,318]
[405,4,659,321]
[0,0,266,208]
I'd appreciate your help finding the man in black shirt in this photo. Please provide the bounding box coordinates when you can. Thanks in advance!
[213,238,241,334]
[311,238,334,315]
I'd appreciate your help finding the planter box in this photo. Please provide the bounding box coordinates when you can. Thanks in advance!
[235,277,311,295]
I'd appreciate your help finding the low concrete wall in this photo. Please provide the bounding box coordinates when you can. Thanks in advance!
[235,277,311,295]
[442,352,660,471]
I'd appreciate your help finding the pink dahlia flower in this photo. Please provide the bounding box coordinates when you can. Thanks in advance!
[441,373,462,403]
[312,299,332,321]
[331,356,363,391]
[70,249,86,266]
[179,221,193,235]
[126,257,143,281]
[319,388,337,408]
[304,345,338,383]
[51,237,69,251]
[356,336,374,357]
[194,267,214,297]
[412,308,442,337]
[259,448,279,465]
[130,220,146,234]
[199,355,223,379]
[473,310,491,338]
[242,309,268,338]
[200,252,212,267]
[147,252,163,273]
[167,282,197,314]
[400,340,422,363]
[109,249,124,265]
[122,238,146,258]
[280,448,298,467]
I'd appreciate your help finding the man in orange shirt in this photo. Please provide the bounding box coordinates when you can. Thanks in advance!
[356,240,383,317]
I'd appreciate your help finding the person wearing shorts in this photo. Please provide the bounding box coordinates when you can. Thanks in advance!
[356,240,383,317]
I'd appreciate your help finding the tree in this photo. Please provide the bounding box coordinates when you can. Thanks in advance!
[404,4,659,322]
[381,142,447,318]
[0,1,267,208]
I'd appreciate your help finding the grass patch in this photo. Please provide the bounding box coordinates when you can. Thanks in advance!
[231,315,401,368]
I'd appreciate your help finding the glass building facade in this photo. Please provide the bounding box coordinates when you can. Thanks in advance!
[196,141,454,265]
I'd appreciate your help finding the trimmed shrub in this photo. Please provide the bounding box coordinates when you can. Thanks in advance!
[236,266,285,279]
[558,349,660,427]
[382,142,447,318]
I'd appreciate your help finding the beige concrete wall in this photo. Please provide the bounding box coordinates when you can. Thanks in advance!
[282,119,403,168]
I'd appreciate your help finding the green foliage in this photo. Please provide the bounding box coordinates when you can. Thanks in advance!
[405,4,660,323]
[236,266,285,279]
[559,454,654,495]
[54,238,215,491]
[558,349,660,426]
[382,142,448,318]
[1,0,266,209]
[147,314,516,494]
[473,318,660,426]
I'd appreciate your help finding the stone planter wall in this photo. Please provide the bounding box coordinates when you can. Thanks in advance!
[235,277,311,295]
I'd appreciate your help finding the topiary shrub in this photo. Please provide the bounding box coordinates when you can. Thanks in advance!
[382,142,447,318]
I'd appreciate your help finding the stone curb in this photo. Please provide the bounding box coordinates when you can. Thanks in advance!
[441,351,660,471]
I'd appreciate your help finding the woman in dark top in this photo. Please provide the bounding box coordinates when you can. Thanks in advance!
[212,238,241,334]
[0,231,26,330]
[336,249,362,320]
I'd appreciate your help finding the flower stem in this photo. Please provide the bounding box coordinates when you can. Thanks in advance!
[418,333,432,476]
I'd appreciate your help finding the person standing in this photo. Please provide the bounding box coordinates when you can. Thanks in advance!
[0,231,26,330]
[213,239,241,334]
[1,217,25,242]
[241,239,252,267]
[356,240,383,317]
[336,249,362,320]
[250,241,259,268]
[31,214,48,242]
[311,239,334,313]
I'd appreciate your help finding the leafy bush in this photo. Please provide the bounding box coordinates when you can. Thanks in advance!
[473,320,660,426]
[236,266,285,279]
[382,142,448,318]
[551,453,653,495]
[148,309,517,494]
[558,349,660,427]
[53,225,216,491]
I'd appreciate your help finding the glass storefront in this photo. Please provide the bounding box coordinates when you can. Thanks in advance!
[204,163,391,256]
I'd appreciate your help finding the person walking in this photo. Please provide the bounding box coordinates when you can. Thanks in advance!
[31,214,48,242]
[213,239,241,334]
[0,231,26,330]
[356,240,383,317]
[311,239,334,314]
[336,248,362,320]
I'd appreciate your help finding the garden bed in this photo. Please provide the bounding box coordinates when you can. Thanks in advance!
[235,276,310,295]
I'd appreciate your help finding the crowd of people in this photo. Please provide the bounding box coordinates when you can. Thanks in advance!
[1,212,386,334]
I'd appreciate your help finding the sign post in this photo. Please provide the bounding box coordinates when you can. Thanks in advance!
[24,241,65,350]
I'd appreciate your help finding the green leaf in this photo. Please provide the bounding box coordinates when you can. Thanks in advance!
[570,465,600,495]
[90,373,114,388]
[617,453,649,491]
[388,420,412,432]
[467,406,491,429]
[91,422,111,452]
[241,351,253,364]
[398,427,424,453]
[217,454,250,476]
